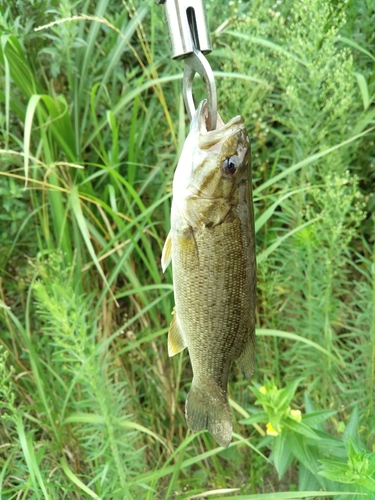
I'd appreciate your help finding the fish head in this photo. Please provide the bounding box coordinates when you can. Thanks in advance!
[172,100,250,229]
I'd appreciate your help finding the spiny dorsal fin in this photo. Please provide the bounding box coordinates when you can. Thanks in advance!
[161,230,172,273]
[168,308,187,357]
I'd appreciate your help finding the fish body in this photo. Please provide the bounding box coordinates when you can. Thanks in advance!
[162,100,256,447]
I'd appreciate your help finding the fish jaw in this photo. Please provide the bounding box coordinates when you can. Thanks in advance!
[171,100,250,231]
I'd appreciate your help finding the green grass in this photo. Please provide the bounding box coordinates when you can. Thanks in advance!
[0,0,375,498]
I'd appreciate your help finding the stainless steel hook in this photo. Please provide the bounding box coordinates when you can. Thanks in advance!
[156,0,218,130]
[183,48,217,131]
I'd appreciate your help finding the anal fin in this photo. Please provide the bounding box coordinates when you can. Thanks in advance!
[168,308,187,357]
[235,331,256,379]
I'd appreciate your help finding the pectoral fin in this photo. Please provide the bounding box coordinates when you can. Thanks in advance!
[235,332,256,379]
[161,230,172,272]
[168,308,187,356]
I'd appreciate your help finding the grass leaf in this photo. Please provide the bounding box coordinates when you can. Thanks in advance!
[60,457,101,499]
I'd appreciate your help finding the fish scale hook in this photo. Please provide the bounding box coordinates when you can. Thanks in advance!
[156,0,218,131]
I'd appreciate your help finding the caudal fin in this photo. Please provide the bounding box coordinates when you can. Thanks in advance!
[185,379,232,448]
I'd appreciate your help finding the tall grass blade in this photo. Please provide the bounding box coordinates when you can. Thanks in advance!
[70,186,116,303]
[24,94,42,185]
[355,72,371,110]
[60,457,101,500]
[337,36,375,61]
[16,416,50,499]
[225,31,307,65]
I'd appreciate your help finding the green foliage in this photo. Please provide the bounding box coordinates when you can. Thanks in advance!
[242,382,375,498]
[0,0,374,497]
[41,262,146,496]
[1,255,148,498]
[319,441,375,492]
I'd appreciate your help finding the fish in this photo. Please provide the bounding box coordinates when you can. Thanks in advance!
[161,100,256,448]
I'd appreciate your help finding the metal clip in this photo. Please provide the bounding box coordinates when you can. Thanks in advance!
[156,0,212,59]
[156,0,217,130]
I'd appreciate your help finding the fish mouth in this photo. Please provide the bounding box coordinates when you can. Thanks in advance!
[197,101,245,150]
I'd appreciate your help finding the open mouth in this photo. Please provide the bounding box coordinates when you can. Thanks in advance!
[198,103,245,150]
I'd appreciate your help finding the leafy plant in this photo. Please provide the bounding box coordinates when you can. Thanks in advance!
[242,381,375,498]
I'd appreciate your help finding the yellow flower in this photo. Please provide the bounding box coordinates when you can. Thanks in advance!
[290,409,302,422]
[259,386,267,395]
[266,422,281,436]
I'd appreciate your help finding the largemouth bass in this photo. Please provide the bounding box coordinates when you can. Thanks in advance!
[162,100,256,448]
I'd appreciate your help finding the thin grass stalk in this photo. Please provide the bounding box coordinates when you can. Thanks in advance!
[369,220,375,420]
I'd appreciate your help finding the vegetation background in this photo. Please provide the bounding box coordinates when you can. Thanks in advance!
[0,0,374,498]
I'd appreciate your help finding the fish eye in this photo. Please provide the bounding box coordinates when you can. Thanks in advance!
[222,156,240,175]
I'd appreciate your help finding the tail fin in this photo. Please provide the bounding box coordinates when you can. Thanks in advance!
[185,379,232,448]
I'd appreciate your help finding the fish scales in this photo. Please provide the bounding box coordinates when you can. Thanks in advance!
[162,100,256,447]
[174,219,252,373]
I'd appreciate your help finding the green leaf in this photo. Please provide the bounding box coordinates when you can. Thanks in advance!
[225,31,308,65]
[41,94,76,161]
[298,464,321,491]
[302,411,337,427]
[70,186,114,302]
[16,416,50,499]
[1,35,38,98]
[24,93,76,183]
[304,393,317,414]
[367,452,375,474]
[337,35,375,61]
[286,433,321,480]
[232,432,271,463]
[357,476,375,492]
[24,94,42,184]
[277,378,303,410]
[343,406,360,444]
[308,430,345,452]
[256,329,342,364]
[97,5,149,101]
[355,72,371,110]
[318,469,353,483]
[284,417,321,440]
[239,411,269,425]
[60,457,101,499]
[15,416,40,498]
[272,433,293,480]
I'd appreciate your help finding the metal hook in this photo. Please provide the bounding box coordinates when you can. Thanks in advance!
[156,0,218,130]
[183,48,217,131]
